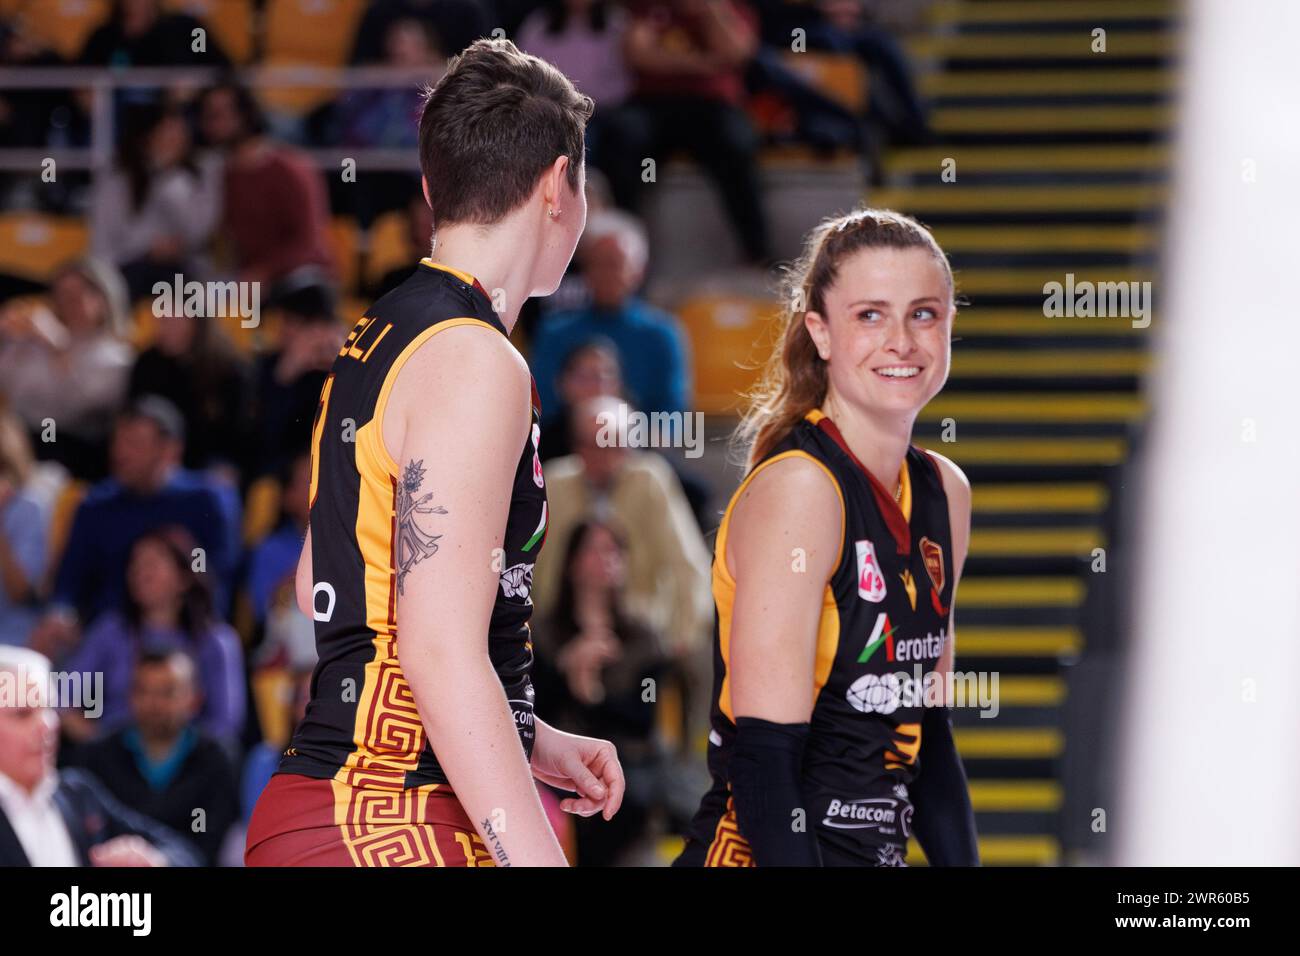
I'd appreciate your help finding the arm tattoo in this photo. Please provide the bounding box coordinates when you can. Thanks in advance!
[480,817,510,867]
[396,459,447,595]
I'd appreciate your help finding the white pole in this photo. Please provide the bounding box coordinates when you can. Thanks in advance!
[1117,0,1300,864]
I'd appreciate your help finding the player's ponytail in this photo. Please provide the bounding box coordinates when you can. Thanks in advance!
[734,208,955,471]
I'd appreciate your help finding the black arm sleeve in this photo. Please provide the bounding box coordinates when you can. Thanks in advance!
[910,705,980,866]
[729,717,823,866]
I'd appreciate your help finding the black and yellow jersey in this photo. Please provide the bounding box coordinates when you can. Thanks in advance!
[683,408,953,867]
[279,259,547,791]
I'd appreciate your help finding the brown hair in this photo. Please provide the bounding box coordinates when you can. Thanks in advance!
[734,208,956,471]
[417,38,593,229]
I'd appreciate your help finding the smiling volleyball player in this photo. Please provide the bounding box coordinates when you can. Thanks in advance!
[246,39,624,867]
[675,209,979,867]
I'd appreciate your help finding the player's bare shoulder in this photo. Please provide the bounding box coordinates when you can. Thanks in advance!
[728,451,844,582]
[383,321,530,460]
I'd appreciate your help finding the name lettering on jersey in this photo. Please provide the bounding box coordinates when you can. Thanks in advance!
[859,616,945,666]
[855,540,887,603]
[338,315,394,362]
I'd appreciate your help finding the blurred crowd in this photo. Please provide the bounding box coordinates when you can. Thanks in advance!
[0,0,930,865]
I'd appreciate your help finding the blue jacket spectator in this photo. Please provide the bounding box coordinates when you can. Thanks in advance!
[0,411,45,645]
[531,210,691,422]
[48,397,233,624]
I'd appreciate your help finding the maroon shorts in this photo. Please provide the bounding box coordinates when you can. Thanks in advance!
[245,773,494,867]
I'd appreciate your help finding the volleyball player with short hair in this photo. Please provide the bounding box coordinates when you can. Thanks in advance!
[246,39,624,868]
[675,209,979,867]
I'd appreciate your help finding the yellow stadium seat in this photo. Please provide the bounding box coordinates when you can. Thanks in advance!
[129,299,159,350]
[675,294,777,415]
[261,0,367,116]
[164,0,255,64]
[15,0,109,61]
[242,474,283,546]
[251,666,294,746]
[45,479,87,586]
[363,209,412,289]
[781,50,869,114]
[328,216,361,295]
[0,214,88,282]
[338,294,370,325]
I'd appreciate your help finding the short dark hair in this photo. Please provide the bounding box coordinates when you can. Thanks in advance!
[201,77,266,141]
[417,38,593,228]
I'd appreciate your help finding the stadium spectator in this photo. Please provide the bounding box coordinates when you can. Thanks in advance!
[0,645,199,866]
[334,17,443,224]
[616,0,772,264]
[0,413,45,647]
[32,396,233,657]
[247,279,342,481]
[518,1,631,106]
[516,1,638,198]
[754,0,931,146]
[813,0,931,143]
[68,648,241,866]
[351,0,489,66]
[60,526,246,751]
[539,338,623,463]
[531,517,672,866]
[245,448,312,656]
[90,101,223,301]
[530,209,690,422]
[337,18,441,150]
[0,258,133,482]
[127,309,251,479]
[533,396,712,660]
[79,0,231,67]
[198,80,336,290]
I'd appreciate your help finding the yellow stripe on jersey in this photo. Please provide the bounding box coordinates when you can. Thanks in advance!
[420,257,479,289]
[714,449,846,723]
[340,314,505,782]
[368,316,504,476]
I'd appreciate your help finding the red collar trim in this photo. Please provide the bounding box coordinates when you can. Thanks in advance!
[808,412,911,555]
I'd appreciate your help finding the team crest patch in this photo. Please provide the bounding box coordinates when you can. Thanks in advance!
[855,539,887,603]
[920,537,945,593]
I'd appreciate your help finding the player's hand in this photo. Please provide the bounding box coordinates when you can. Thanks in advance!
[531,723,625,821]
[90,835,169,868]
